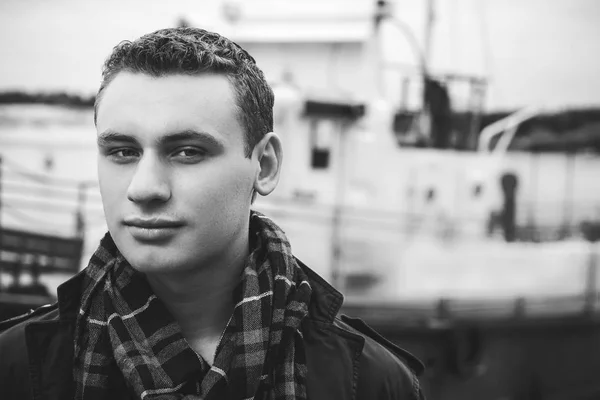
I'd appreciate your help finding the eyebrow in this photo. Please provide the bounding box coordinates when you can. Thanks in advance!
[97,130,138,147]
[157,130,225,150]
[97,129,225,150]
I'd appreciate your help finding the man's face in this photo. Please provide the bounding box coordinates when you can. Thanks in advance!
[96,72,256,273]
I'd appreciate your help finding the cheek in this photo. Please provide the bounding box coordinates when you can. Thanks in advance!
[221,164,255,200]
[98,165,130,209]
[180,163,253,209]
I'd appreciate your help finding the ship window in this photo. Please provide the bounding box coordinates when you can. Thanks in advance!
[311,148,329,169]
[310,119,334,169]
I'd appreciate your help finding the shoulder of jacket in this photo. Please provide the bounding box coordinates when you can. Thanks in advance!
[0,304,58,400]
[332,315,425,399]
[335,314,425,375]
[0,302,59,335]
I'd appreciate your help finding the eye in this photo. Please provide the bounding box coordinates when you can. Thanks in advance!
[106,148,140,163]
[172,147,207,161]
[114,149,139,158]
[176,148,202,156]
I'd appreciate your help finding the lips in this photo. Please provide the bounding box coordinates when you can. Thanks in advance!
[123,217,184,242]
[124,216,184,229]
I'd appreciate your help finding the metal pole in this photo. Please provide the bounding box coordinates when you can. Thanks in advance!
[584,242,598,315]
[330,120,349,291]
[0,156,3,231]
[423,0,435,71]
[468,82,487,150]
[527,153,539,241]
[0,156,3,290]
[561,153,575,238]
[400,77,409,111]
[75,182,87,238]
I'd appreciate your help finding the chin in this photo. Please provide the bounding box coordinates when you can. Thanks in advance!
[112,235,191,274]
[124,251,193,275]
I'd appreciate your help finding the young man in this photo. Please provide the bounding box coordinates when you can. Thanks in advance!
[0,27,424,399]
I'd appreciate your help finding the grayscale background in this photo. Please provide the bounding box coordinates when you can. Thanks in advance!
[1,1,599,398]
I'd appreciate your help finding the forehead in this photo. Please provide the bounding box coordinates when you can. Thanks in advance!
[95,72,244,146]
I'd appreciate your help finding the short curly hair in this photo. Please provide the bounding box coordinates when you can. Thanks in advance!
[94,27,274,157]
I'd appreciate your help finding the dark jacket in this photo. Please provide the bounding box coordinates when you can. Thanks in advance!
[0,260,424,400]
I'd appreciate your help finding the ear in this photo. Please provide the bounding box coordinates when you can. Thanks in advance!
[252,132,283,197]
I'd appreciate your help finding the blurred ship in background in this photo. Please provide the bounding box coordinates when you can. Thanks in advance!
[1,1,600,398]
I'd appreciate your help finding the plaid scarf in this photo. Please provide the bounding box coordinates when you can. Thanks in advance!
[74,211,312,400]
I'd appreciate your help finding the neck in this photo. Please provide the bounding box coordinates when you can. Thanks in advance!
[145,233,249,341]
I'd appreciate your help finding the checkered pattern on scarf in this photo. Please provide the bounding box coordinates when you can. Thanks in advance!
[73,211,312,400]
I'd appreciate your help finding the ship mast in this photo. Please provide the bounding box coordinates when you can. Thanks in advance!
[423,0,435,74]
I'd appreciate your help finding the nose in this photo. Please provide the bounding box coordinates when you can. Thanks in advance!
[126,152,171,204]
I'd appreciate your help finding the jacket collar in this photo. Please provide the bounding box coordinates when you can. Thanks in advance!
[56,270,86,321]
[295,258,344,324]
[57,232,121,321]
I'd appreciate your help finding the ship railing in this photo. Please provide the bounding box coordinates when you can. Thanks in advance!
[477,106,542,154]
[0,156,102,296]
[256,197,600,321]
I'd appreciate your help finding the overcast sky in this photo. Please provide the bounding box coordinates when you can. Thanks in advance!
[0,0,598,110]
